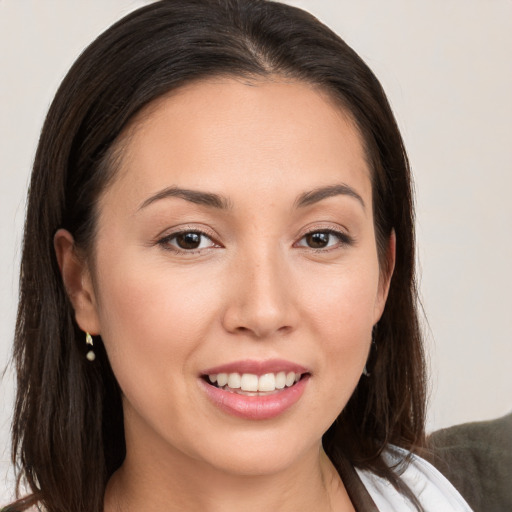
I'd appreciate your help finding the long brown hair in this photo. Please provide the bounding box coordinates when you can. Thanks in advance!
[6,1,426,511]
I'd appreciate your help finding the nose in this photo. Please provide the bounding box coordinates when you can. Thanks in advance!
[221,248,299,339]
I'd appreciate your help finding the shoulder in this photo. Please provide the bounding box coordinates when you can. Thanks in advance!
[427,412,512,512]
[428,411,512,454]
[356,446,474,511]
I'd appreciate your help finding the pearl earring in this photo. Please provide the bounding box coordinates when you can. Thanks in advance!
[85,332,96,362]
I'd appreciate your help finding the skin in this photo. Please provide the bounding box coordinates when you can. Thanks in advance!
[55,78,394,511]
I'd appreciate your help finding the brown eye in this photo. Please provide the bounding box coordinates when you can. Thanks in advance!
[296,229,351,250]
[305,232,330,248]
[158,230,218,252]
[175,232,202,249]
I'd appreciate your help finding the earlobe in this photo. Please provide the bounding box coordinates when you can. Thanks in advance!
[54,229,101,335]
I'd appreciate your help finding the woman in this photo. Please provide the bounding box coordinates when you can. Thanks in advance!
[4,0,473,511]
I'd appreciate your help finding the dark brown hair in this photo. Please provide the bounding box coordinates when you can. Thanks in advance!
[7,1,426,511]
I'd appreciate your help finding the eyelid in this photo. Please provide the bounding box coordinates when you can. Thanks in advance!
[295,221,351,239]
[293,224,354,250]
[155,225,222,254]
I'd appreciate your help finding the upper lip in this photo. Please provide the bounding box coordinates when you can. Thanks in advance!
[201,359,309,376]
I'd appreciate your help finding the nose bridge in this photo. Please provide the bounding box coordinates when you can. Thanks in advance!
[223,241,297,338]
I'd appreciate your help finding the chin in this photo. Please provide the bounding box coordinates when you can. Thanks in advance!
[188,424,322,478]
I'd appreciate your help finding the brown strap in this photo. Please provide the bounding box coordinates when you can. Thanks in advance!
[337,457,380,512]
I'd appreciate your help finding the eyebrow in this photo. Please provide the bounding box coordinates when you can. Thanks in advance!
[138,182,365,212]
[294,184,366,210]
[138,186,233,211]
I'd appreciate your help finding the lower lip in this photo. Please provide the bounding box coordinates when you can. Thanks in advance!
[199,376,309,420]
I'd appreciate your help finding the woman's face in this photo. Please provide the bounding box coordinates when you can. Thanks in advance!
[74,78,392,476]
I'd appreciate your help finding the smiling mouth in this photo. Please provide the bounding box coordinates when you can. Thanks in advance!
[202,371,308,396]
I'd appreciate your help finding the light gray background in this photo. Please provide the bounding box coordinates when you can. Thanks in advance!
[1,0,511,501]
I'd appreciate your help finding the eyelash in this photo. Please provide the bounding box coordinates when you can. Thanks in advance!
[157,228,353,255]
[294,228,354,252]
[157,229,220,255]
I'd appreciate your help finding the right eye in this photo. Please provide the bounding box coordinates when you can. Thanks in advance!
[158,230,219,253]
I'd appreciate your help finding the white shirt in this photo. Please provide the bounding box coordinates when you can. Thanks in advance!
[357,447,474,511]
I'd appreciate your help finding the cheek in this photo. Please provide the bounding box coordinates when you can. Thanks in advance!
[98,239,216,321]
[299,259,379,409]
[92,252,222,394]
[302,257,380,339]
[91,254,231,452]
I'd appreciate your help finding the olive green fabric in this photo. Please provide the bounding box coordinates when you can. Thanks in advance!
[427,412,512,512]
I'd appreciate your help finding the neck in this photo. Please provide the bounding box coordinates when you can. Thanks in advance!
[104,439,354,512]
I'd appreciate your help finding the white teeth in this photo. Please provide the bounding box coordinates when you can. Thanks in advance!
[275,371,286,389]
[258,373,276,392]
[208,371,304,392]
[227,373,241,389]
[216,373,228,387]
[240,373,259,392]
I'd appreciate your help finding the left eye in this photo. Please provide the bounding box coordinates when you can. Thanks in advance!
[161,231,216,251]
[296,230,345,249]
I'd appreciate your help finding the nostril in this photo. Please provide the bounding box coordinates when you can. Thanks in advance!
[231,323,293,339]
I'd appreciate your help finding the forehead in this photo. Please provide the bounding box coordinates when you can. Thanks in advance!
[101,77,372,212]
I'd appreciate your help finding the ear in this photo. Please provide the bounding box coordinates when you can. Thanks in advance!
[373,230,396,323]
[54,229,101,335]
